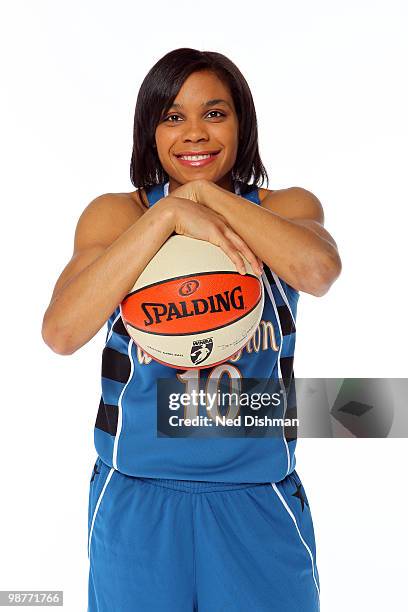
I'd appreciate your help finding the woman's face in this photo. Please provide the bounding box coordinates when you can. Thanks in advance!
[155,70,239,192]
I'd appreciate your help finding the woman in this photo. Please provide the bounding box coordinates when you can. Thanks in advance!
[42,48,341,611]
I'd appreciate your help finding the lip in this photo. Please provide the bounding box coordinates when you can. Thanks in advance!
[174,150,221,168]
[175,149,221,156]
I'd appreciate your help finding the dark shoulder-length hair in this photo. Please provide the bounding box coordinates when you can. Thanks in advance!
[130,47,269,204]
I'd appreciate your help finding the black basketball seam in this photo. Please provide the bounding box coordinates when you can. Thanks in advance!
[123,270,260,299]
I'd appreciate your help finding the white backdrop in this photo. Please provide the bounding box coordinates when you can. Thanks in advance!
[1,1,407,610]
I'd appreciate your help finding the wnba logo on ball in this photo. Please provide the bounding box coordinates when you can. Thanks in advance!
[190,338,213,365]
[178,279,200,297]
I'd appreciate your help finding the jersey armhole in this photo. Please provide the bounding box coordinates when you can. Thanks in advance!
[282,280,300,302]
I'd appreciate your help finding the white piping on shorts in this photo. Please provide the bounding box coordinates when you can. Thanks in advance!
[271,482,320,598]
[88,467,115,559]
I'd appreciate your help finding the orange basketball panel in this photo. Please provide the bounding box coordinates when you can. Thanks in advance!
[121,271,262,336]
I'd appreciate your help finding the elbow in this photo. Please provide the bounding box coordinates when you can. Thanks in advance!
[313,249,342,297]
[41,317,76,356]
[302,250,342,297]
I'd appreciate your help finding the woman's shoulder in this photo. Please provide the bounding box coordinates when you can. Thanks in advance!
[258,187,274,203]
[257,185,320,219]
[91,188,150,219]
[128,188,149,212]
[93,190,147,218]
[258,186,303,201]
[75,191,145,247]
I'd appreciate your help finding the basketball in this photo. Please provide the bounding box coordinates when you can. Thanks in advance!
[120,235,264,369]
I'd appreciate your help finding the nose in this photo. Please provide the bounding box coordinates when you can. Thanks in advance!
[181,119,209,143]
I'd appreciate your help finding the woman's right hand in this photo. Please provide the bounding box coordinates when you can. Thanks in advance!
[158,196,263,276]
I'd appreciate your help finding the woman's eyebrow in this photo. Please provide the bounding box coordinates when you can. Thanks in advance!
[168,99,232,110]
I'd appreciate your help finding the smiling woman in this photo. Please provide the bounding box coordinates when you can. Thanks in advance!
[154,71,240,189]
[42,47,338,612]
[130,47,268,199]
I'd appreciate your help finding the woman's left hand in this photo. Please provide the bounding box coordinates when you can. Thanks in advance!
[170,179,207,203]
[169,179,264,274]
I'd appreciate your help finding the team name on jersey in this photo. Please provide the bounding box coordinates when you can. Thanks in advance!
[134,318,280,366]
[141,286,244,326]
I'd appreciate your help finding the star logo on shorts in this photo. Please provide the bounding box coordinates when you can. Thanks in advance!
[91,462,100,482]
[292,483,309,512]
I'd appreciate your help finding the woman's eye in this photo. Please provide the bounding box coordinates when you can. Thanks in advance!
[206,110,225,119]
[163,110,225,122]
[164,114,181,122]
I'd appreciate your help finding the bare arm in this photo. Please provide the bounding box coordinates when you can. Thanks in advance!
[41,194,176,355]
[42,189,266,355]
[177,180,342,297]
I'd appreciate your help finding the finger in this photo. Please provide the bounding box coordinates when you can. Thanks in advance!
[215,236,246,275]
[218,226,263,276]
[225,230,263,275]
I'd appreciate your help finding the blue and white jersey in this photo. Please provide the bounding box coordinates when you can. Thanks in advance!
[93,181,300,483]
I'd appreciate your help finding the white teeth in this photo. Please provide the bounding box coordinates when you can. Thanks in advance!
[180,154,212,160]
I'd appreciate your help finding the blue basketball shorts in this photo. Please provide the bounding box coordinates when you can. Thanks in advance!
[87,457,320,611]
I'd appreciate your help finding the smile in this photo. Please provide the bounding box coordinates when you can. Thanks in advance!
[174,151,220,167]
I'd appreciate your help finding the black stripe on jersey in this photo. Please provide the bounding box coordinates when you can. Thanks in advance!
[95,396,118,436]
[280,356,294,380]
[277,305,296,335]
[284,372,298,442]
[263,265,276,285]
[101,347,131,383]
[263,266,296,335]
[112,316,130,337]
